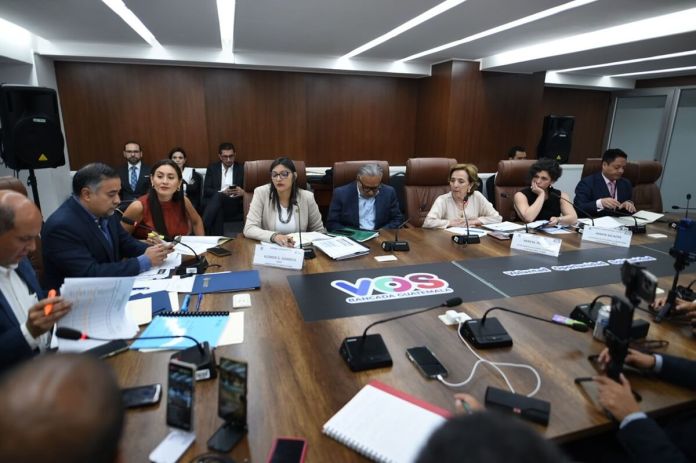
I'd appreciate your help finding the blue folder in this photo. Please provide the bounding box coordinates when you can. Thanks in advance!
[129,290,173,316]
[192,270,261,294]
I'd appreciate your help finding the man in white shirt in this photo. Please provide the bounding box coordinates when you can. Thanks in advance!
[202,142,245,235]
[0,190,71,372]
[117,140,151,209]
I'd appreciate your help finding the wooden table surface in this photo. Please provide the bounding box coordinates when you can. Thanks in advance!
[111,225,696,462]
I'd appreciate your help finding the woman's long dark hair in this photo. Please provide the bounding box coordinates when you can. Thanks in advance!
[268,157,298,221]
[148,159,186,239]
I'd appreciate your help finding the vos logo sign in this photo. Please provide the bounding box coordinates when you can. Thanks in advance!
[330,272,453,304]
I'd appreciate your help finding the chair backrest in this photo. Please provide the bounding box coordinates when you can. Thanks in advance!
[581,158,603,179]
[404,157,457,227]
[631,160,663,212]
[494,160,535,221]
[242,160,307,217]
[0,176,44,282]
[332,160,390,189]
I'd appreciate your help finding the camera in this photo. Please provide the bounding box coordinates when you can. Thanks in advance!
[621,262,657,306]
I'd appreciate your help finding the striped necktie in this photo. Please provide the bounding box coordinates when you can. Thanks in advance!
[130,165,138,191]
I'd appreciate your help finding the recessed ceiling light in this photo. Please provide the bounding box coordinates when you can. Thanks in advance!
[101,0,161,48]
[554,49,696,73]
[611,65,696,78]
[401,0,596,62]
[341,0,469,60]
[217,0,236,53]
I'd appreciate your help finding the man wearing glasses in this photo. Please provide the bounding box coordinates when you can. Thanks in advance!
[202,142,244,235]
[117,141,150,210]
[326,163,403,231]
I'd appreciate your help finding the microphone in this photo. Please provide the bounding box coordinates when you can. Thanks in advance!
[172,236,209,275]
[672,193,693,219]
[55,327,217,380]
[381,218,410,251]
[295,202,315,259]
[452,197,480,245]
[610,208,647,234]
[340,297,463,371]
[548,190,595,230]
[461,306,588,349]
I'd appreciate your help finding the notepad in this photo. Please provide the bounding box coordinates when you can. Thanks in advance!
[322,381,450,463]
[130,311,231,350]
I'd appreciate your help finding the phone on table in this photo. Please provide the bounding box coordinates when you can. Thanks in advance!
[207,357,248,452]
[86,339,129,359]
[166,359,196,431]
[406,346,448,379]
[122,383,162,409]
[266,437,308,463]
[207,246,232,257]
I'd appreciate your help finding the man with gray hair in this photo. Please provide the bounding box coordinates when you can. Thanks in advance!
[327,163,403,231]
[0,190,72,372]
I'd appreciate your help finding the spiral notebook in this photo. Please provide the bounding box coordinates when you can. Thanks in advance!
[322,381,450,463]
[130,311,233,350]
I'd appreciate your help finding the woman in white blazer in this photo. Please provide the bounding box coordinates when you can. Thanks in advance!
[243,157,326,246]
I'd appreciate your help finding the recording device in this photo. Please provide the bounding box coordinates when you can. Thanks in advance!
[122,384,162,409]
[654,214,695,322]
[55,326,216,380]
[166,359,196,431]
[451,199,480,245]
[266,437,308,463]
[569,301,650,339]
[406,346,448,379]
[484,386,551,426]
[207,245,232,257]
[208,357,248,452]
[340,297,462,372]
[381,219,410,252]
[460,306,588,349]
[173,235,210,275]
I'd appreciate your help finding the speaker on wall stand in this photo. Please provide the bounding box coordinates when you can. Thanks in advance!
[537,115,574,164]
[0,84,66,211]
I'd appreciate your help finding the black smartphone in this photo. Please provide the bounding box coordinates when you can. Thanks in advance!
[166,359,196,431]
[406,346,448,379]
[122,384,162,409]
[86,339,129,359]
[207,246,232,257]
[207,357,248,452]
[266,437,308,463]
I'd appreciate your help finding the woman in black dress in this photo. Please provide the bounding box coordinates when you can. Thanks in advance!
[513,159,577,226]
[169,147,203,212]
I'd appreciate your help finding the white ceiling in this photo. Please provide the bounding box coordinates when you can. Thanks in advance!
[1,0,696,88]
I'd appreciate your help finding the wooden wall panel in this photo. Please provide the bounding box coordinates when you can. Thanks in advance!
[414,62,452,156]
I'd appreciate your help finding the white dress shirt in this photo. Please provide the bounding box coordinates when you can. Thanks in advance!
[0,264,44,351]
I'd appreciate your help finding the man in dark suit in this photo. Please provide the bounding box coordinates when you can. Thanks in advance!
[594,348,696,462]
[202,142,244,235]
[117,141,150,209]
[485,146,527,207]
[42,163,172,289]
[0,191,71,372]
[574,149,636,217]
[326,163,404,231]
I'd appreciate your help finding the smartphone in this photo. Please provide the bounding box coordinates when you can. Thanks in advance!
[166,359,196,431]
[122,383,162,409]
[207,357,248,452]
[207,246,232,257]
[406,346,448,379]
[86,339,129,359]
[266,437,308,463]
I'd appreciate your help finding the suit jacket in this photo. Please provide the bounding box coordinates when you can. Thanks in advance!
[326,181,404,231]
[118,163,151,204]
[574,172,633,217]
[183,169,203,211]
[617,355,696,463]
[0,258,44,371]
[203,161,244,201]
[243,184,326,242]
[42,197,149,288]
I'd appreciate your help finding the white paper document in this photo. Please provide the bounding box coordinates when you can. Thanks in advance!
[445,227,488,236]
[614,210,664,226]
[136,252,182,279]
[578,216,626,229]
[288,231,332,247]
[483,221,526,232]
[314,236,370,260]
[174,235,229,255]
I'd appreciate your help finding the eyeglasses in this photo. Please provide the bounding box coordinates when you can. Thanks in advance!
[358,179,381,193]
[271,170,291,179]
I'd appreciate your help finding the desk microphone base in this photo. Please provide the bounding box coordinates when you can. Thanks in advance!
[340,334,393,371]
[460,318,513,348]
[626,224,647,234]
[170,342,217,381]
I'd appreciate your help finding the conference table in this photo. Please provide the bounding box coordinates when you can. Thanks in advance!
[111,223,696,462]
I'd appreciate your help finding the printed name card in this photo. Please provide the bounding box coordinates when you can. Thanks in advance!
[253,244,304,270]
[510,232,562,257]
[581,226,632,248]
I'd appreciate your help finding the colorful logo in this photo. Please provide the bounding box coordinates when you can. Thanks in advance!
[331,272,452,304]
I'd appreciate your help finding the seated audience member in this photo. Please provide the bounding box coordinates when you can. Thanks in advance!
[485,145,527,206]
[513,158,577,226]
[42,163,172,288]
[244,157,325,246]
[202,142,244,235]
[117,140,150,209]
[574,148,636,217]
[169,147,203,211]
[0,354,124,463]
[122,159,204,240]
[0,191,71,372]
[416,393,569,463]
[593,348,696,462]
[326,163,404,231]
[423,163,502,229]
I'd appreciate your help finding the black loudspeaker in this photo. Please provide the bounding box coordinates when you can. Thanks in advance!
[537,115,574,164]
[0,84,65,170]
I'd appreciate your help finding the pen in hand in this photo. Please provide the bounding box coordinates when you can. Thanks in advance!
[44,289,57,316]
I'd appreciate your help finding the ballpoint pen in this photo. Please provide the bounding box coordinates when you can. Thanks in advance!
[195,293,204,312]
[182,294,191,312]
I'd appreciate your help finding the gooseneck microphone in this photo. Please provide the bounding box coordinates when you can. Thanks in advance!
[610,208,647,234]
[172,235,209,275]
[452,197,480,245]
[295,201,315,259]
[672,193,693,219]
[382,218,410,251]
[340,297,463,372]
[548,190,595,228]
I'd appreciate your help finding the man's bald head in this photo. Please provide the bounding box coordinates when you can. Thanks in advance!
[0,354,124,463]
[0,191,42,267]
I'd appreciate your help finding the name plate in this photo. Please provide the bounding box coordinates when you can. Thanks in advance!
[253,243,304,270]
[581,226,632,248]
[511,232,562,257]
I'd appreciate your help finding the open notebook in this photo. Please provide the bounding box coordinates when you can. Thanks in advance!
[323,381,450,462]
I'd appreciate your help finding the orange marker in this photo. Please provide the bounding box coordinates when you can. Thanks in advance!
[44,289,57,316]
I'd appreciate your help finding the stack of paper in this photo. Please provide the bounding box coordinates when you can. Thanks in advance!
[444,227,488,236]
[483,221,526,232]
[577,216,625,229]
[288,231,332,247]
[314,236,370,260]
[174,236,233,256]
[615,210,664,226]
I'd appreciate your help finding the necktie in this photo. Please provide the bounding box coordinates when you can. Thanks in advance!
[130,166,137,191]
[608,181,616,199]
